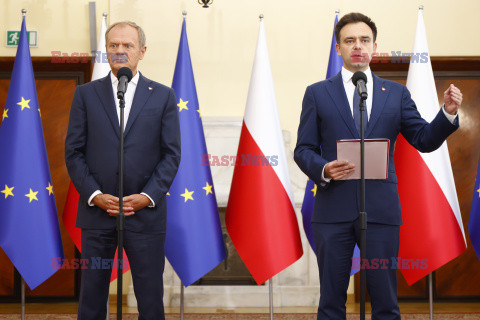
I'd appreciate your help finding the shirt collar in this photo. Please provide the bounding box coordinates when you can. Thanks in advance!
[341,66,372,85]
[110,71,140,86]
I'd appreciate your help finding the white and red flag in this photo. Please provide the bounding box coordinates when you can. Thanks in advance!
[394,8,466,285]
[225,18,303,285]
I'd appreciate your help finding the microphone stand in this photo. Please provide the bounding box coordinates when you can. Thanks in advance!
[117,94,125,320]
[359,94,367,320]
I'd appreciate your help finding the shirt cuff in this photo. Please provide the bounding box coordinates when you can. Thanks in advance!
[321,166,332,184]
[442,104,458,124]
[141,192,155,208]
[88,190,103,206]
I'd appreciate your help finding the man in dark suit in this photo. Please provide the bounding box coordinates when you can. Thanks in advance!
[294,13,462,319]
[65,21,181,320]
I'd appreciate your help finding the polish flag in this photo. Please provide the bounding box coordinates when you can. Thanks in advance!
[225,18,303,285]
[394,8,466,285]
[62,14,129,281]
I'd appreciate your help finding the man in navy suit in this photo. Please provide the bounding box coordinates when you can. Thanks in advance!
[294,13,462,319]
[65,21,181,320]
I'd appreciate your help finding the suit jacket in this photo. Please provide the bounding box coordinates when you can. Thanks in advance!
[65,72,181,234]
[294,71,458,226]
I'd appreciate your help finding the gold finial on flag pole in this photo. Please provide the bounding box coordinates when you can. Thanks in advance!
[419,5,424,10]
[259,14,264,21]
[183,10,187,18]
[22,9,27,16]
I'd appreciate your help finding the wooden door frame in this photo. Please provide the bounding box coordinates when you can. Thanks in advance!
[0,56,91,302]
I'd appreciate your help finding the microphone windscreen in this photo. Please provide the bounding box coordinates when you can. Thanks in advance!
[352,71,367,86]
[117,67,133,82]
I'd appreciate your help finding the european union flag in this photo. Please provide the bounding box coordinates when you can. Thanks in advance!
[300,13,360,275]
[469,156,480,260]
[0,16,64,290]
[165,18,226,287]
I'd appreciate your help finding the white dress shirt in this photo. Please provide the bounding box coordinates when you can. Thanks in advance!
[88,71,155,207]
[342,66,373,121]
[111,71,139,129]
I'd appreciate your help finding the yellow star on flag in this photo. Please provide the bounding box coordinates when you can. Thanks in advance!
[477,186,480,198]
[203,182,213,195]
[177,98,189,112]
[180,188,194,202]
[311,184,317,197]
[197,109,201,117]
[17,97,31,111]
[2,109,8,121]
[167,192,170,196]
[46,182,54,196]
[25,188,39,203]
[1,185,14,199]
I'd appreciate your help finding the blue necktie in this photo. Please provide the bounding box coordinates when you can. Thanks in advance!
[353,88,368,134]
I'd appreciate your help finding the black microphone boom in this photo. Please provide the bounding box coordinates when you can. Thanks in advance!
[352,69,369,320]
[117,67,133,100]
[352,71,368,100]
[115,65,132,320]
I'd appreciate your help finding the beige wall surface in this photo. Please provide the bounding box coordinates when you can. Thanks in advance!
[1,0,479,145]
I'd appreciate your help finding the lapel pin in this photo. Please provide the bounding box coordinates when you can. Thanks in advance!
[148,87,153,91]
[382,87,386,91]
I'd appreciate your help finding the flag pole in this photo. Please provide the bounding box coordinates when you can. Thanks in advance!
[258,12,274,320]
[179,11,187,320]
[429,273,433,320]
[106,295,109,320]
[269,279,274,320]
[420,6,434,320]
[21,277,25,320]
[19,13,27,320]
[180,282,185,320]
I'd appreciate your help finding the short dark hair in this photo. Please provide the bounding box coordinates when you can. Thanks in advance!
[334,12,377,44]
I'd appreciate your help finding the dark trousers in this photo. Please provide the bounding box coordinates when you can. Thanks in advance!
[312,220,401,320]
[78,228,166,320]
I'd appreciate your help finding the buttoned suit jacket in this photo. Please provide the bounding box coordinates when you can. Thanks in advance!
[294,71,458,226]
[65,72,181,234]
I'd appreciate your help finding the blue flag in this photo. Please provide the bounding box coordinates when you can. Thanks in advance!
[300,13,360,275]
[0,17,64,290]
[469,156,480,260]
[165,18,226,287]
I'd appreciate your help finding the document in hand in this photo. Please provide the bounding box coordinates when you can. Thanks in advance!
[336,139,390,180]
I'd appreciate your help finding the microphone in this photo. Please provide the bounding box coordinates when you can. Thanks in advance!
[117,67,133,100]
[352,71,368,100]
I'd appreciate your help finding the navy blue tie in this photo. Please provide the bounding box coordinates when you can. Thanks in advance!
[353,88,368,134]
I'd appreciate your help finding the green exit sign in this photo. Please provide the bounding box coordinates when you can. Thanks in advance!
[6,30,38,47]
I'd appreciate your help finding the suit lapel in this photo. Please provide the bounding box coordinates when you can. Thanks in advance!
[94,73,120,139]
[124,73,152,138]
[326,72,359,138]
[365,73,389,137]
